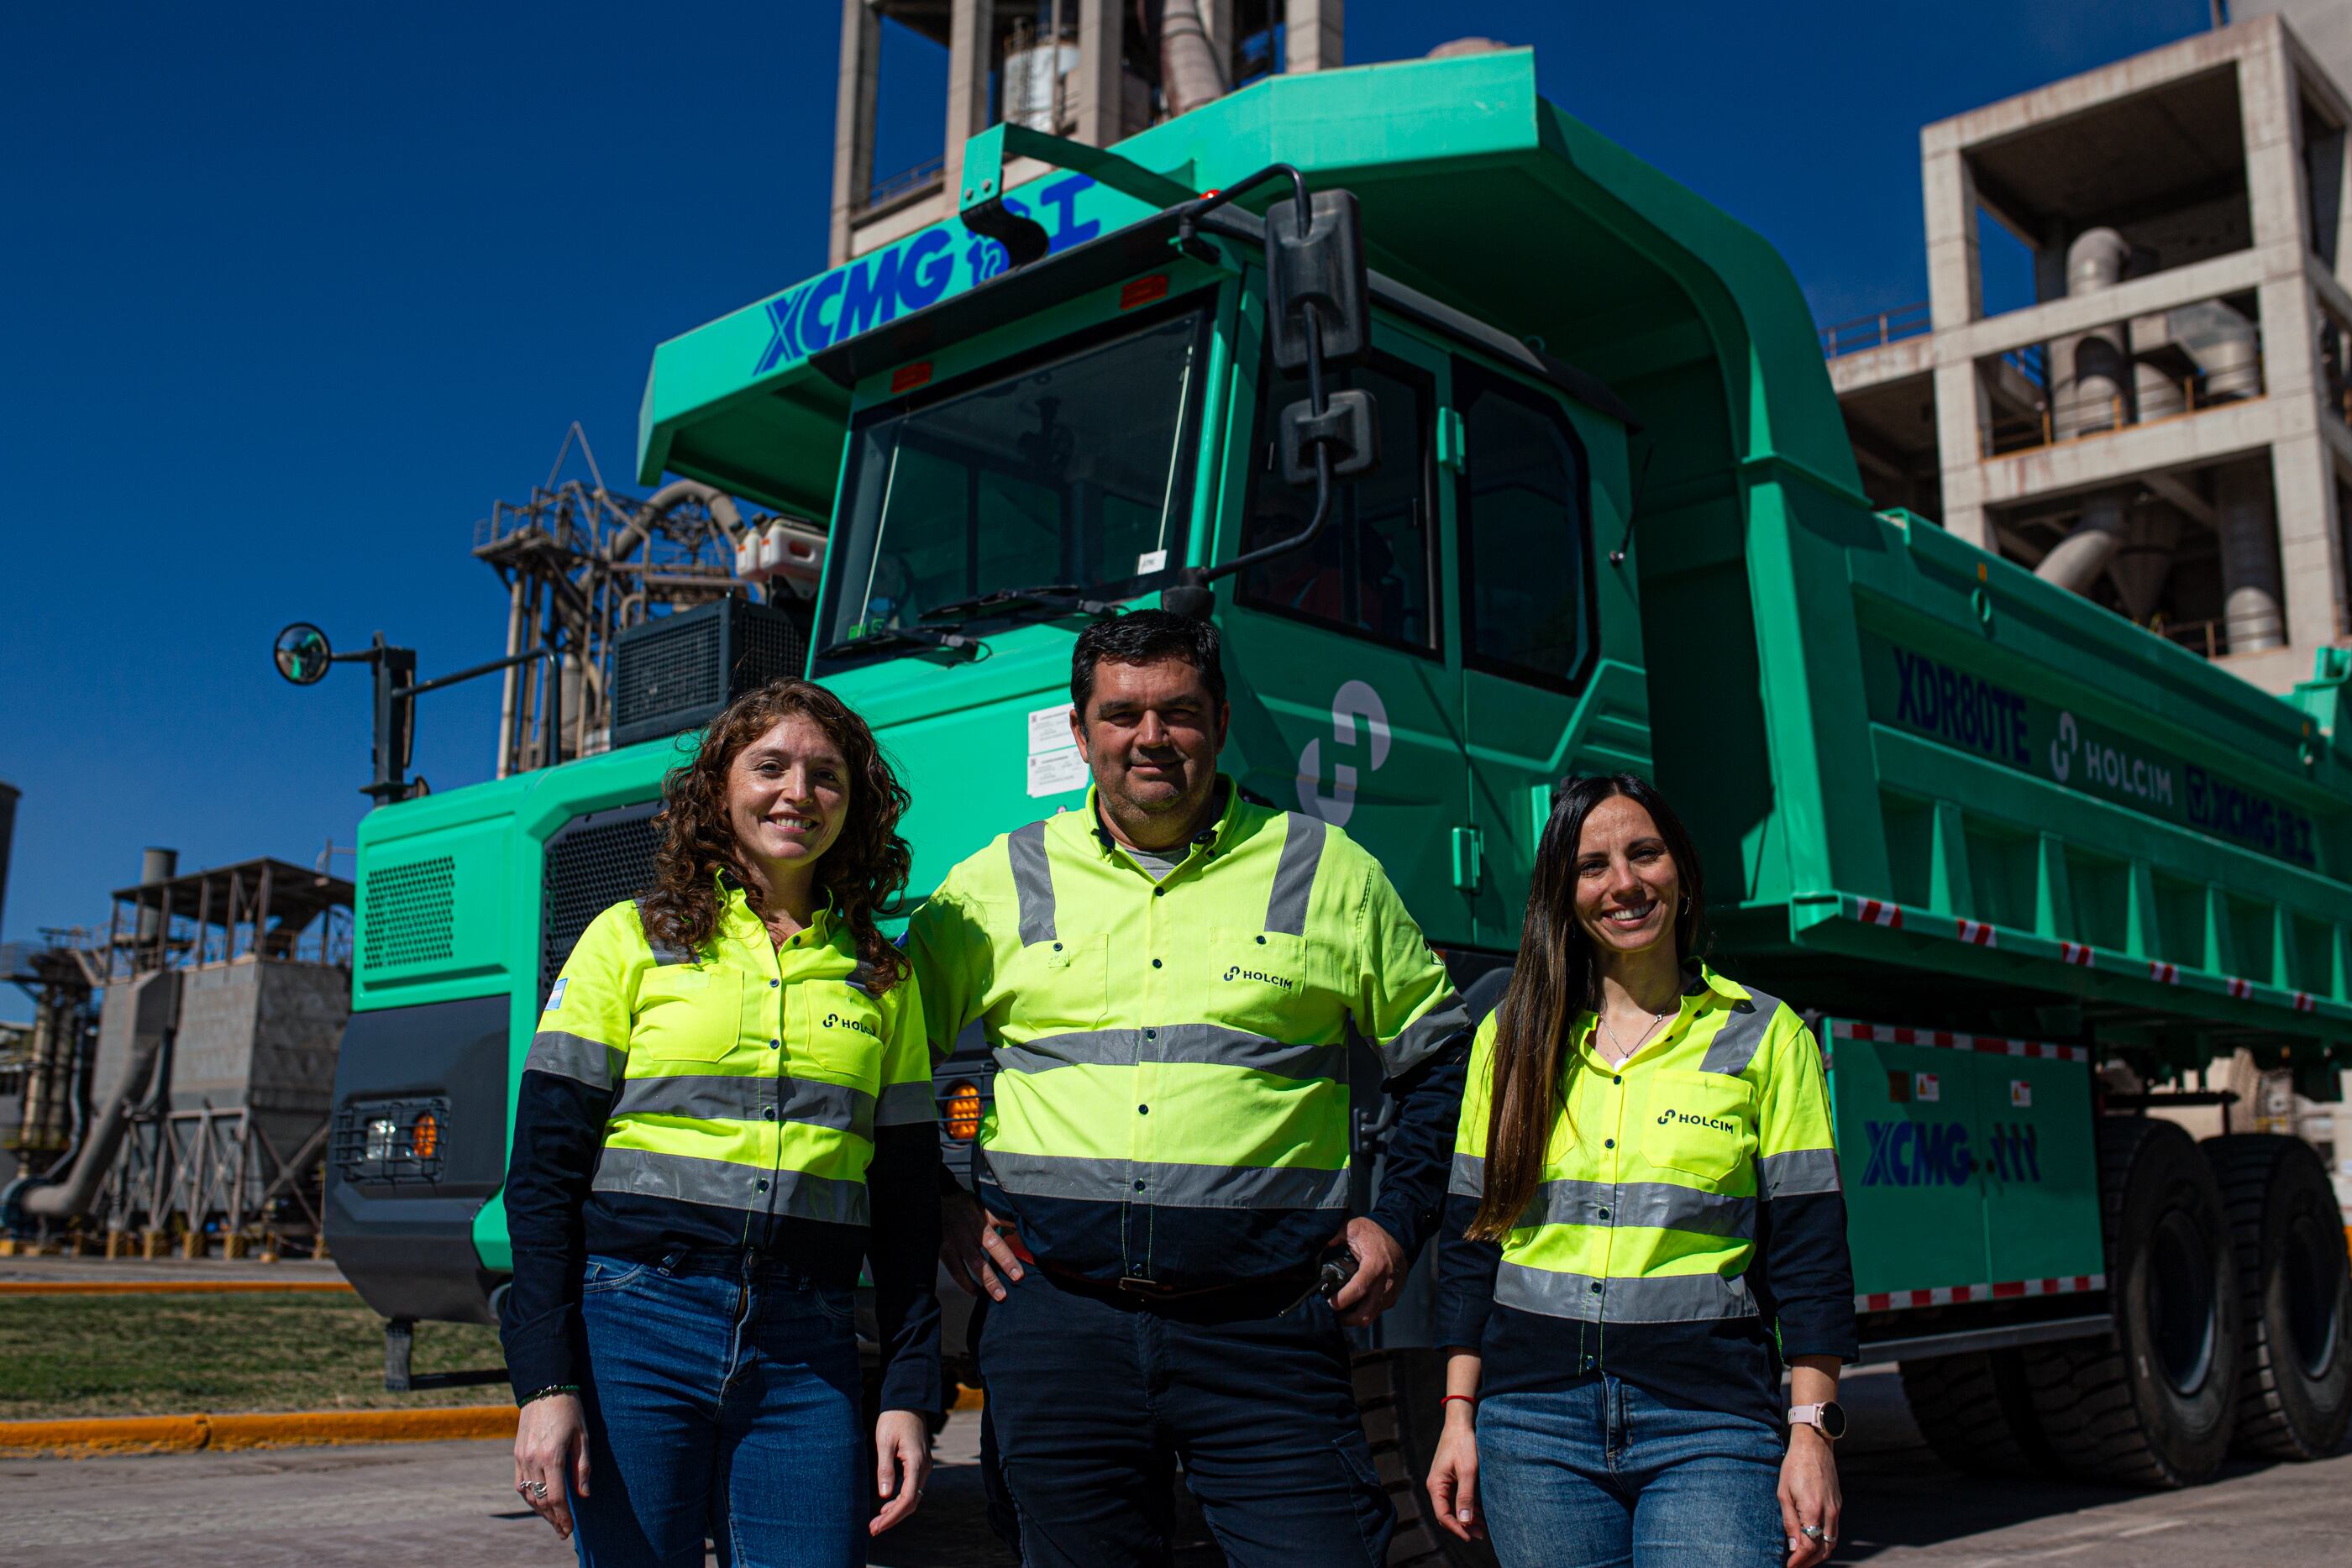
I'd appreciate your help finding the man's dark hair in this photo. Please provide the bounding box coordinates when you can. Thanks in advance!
[1070,610,1226,716]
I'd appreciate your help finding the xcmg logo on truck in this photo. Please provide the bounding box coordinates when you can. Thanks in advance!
[755,176,1104,375]
[1862,1119,2043,1186]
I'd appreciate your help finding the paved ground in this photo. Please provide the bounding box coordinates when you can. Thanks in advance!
[0,1256,346,1287]
[3,1366,2347,1566]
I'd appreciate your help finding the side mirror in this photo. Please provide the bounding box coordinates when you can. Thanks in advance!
[1266,189,1369,372]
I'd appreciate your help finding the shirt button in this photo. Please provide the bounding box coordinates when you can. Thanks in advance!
[1143,1028,1156,1039]
[763,1109,776,1120]
[756,1180,769,1192]
[1152,958,1162,968]
[770,979,780,989]
[1597,1207,1610,1220]
[1135,1180,1147,1191]
[1604,1138,1615,1149]
[1154,888,1165,898]
[770,1039,781,1049]
[1137,1104,1150,1114]
[1613,1075,1621,1085]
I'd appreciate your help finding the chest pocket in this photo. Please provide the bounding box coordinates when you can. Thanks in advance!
[1001,932,1109,1033]
[793,981,886,1092]
[631,966,744,1065]
[1640,1069,1756,1184]
[1204,928,1314,1031]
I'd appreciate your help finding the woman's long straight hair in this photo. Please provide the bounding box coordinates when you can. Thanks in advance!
[1466,773,1709,1242]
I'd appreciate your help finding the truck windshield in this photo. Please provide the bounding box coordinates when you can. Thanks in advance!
[820,307,1209,652]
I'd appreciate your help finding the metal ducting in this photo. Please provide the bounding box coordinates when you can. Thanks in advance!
[1158,0,1228,118]
[2216,460,2286,653]
[2037,491,2130,595]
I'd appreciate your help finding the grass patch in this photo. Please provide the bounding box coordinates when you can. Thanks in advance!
[0,1293,507,1419]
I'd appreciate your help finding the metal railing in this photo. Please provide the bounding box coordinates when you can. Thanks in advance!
[2149,616,2227,660]
[1982,362,2265,459]
[1819,302,1931,359]
[866,154,946,212]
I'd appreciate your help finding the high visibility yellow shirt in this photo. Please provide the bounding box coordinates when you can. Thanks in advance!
[908,779,1470,1287]
[1436,962,1855,1426]
[501,884,940,1410]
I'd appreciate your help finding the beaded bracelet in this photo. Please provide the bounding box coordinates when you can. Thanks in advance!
[521,1384,581,1407]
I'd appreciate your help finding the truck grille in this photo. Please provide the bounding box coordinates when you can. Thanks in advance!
[361,856,456,971]
[541,802,664,998]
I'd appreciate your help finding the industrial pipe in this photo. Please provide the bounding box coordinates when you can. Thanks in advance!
[604,479,745,564]
[2216,461,2286,652]
[2054,228,2129,441]
[2035,491,2129,595]
[1159,0,1229,118]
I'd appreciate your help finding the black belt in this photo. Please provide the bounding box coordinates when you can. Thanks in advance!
[1040,1261,1320,1319]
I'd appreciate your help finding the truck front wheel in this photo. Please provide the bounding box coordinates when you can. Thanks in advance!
[2204,1133,2352,1460]
[1353,1349,1498,1568]
[2023,1117,2241,1487]
[1897,1347,2051,1476]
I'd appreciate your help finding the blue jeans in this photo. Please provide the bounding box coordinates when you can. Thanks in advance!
[979,1269,1390,1568]
[570,1251,864,1568]
[1477,1377,1786,1568]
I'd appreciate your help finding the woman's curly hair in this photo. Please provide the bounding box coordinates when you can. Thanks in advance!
[638,678,912,993]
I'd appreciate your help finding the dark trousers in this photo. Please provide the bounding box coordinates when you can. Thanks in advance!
[978,1269,1392,1568]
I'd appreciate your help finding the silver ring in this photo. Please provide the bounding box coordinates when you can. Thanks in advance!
[1800,1523,1824,1540]
[529,1480,549,1498]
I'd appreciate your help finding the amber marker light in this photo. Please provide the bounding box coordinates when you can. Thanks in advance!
[943,1082,984,1141]
[409,1110,440,1162]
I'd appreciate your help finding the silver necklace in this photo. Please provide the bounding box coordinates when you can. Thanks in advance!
[1599,1001,1672,1066]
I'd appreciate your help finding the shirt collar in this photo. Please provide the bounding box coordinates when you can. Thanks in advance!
[1683,958,1749,1005]
[714,872,838,946]
[1085,774,1241,866]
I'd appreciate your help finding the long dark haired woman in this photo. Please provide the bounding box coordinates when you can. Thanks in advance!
[1424,773,1856,1568]
[501,678,942,1566]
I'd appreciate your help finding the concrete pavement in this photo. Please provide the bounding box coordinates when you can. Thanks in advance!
[3,1366,2346,1565]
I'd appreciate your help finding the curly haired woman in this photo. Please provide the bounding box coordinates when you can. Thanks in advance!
[500,679,942,1567]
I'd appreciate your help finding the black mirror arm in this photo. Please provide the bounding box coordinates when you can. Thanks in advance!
[1175,163,1312,258]
[1187,307,1335,589]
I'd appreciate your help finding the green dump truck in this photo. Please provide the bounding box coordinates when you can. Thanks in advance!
[322,48,2351,1550]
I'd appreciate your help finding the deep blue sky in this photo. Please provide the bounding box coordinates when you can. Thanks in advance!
[0,1,2209,1015]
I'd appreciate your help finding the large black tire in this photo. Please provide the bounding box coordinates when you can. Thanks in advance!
[1898,1347,2053,1476]
[2022,1118,2241,1487]
[1355,1349,1497,1568]
[2204,1134,2352,1460]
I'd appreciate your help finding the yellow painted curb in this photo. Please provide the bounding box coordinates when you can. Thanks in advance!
[951,1386,984,1412]
[0,1280,355,1296]
[0,1406,515,1456]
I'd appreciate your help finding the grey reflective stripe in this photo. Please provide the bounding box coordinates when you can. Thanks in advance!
[1525,1178,1755,1239]
[992,1024,1347,1082]
[610,1073,875,1135]
[527,1030,622,1091]
[1009,822,1056,945]
[590,1146,869,1225]
[846,960,880,996]
[1380,998,1469,1077]
[1494,1261,1757,1324]
[1450,1151,1485,1198]
[874,1079,937,1127]
[632,899,696,965]
[1264,814,1326,936]
[1698,987,1784,1075]
[978,1147,1349,1210]
[1760,1146,1843,1198]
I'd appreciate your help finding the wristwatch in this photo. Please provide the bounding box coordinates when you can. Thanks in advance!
[1788,1401,1846,1441]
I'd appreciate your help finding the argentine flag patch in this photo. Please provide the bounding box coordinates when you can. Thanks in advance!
[545,978,568,1013]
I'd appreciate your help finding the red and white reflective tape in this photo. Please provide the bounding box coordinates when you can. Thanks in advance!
[1858,898,1904,930]
[1856,1273,2104,1314]
[2226,976,2254,1000]
[2149,960,2178,984]
[2294,991,2317,1014]
[1832,1020,2091,1064]
[1956,918,1997,947]
[2060,941,2094,968]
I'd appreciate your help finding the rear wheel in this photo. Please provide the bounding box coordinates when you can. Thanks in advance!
[1355,1349,1497,1568]
[2204,1134,2352,1460]
[1898,1346,2052,1476]
[2022,1117,2240,1487]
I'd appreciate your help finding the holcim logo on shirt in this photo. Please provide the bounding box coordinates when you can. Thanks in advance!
[1223,965,1295,990]
[824,1012,879,1038]
[1656,1107,1735,1135]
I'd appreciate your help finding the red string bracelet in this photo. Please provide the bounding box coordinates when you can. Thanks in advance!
[1440,1393,1477,1408]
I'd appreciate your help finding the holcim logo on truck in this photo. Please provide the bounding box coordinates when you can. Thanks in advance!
[2048,710,2175,805]
[1296,679,1391,827]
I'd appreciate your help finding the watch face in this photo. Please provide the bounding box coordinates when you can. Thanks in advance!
[1819,1401,1848,1441]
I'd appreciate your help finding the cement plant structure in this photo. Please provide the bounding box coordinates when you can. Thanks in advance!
[1830,10,2352,696]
